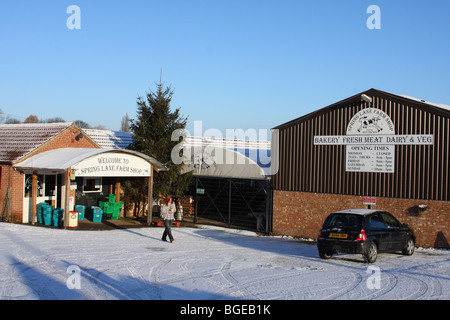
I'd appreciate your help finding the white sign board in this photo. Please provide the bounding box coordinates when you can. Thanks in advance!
[313,134,433,146]
[346,145,395,173]
[73,152,152,177]
[313,107,433,173]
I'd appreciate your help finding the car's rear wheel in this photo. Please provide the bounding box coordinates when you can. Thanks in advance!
[319,250,333,259]
[402,237,415,256]
[364,242,378,263]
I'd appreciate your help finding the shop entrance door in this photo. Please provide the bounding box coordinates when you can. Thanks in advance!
[23,174,58,223]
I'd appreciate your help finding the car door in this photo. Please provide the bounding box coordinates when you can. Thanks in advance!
[381,212,404,251]
[367,212,389,252]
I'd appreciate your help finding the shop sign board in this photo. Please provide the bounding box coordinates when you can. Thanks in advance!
[314,108,433,173]
[73,152,152,177]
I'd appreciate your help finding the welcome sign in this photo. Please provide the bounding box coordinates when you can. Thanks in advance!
[73,152,152,177]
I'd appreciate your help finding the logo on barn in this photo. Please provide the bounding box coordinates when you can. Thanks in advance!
[347,108,395,135]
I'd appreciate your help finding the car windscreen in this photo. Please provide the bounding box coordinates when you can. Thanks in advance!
[322,213,363,230]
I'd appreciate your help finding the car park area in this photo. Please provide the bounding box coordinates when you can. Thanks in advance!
[1,222,449,300]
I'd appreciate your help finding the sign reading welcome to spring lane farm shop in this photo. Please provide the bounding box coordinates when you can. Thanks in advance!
[73,152,152,177]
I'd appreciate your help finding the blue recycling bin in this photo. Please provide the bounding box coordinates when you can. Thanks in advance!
[42,206,53,226]
[53,209,64,227]
[91,206,103,223]
[75,205,86,221]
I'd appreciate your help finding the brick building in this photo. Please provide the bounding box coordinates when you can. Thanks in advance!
[271,89,449,248]
[0,122,164,226]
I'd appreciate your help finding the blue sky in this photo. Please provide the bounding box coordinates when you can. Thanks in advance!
[0,1,449,135]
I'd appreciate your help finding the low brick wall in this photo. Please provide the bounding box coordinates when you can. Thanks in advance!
[273,190,450,249]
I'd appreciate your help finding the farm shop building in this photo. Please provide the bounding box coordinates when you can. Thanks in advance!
[272,89,449,248]
[0,122,164,227]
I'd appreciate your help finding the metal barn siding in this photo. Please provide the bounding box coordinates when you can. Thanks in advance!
[272,89,450,201]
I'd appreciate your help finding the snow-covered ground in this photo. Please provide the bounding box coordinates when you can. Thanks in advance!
[0,222,449,300]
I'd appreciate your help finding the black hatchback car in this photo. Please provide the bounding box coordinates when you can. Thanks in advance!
[317,209,415,263]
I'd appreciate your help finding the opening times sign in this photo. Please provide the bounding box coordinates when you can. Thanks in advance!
[346,144,395,173]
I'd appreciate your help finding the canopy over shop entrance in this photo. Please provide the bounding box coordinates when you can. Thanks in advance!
[14,148,166,227]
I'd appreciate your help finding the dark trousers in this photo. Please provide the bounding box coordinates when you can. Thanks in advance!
[162,219,174,241]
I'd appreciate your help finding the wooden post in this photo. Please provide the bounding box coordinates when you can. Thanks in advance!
[194,176,198,224]
[147,165,153,226]
[31,172,38,224]
[64,168,71,228]
[115,180,121,203]
[115,179,121,218]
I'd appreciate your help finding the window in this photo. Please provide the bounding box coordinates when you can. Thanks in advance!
[83,178,102,193]
[24,174,44,197]
[45,175,56,196]
[368,213,388,229]
[323,214,362,229]
[381,212,401,228]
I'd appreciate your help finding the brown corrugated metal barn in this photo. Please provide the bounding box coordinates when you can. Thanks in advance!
[272,88,449,248]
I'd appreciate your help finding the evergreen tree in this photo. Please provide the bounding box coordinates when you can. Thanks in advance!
[130,82,192,204]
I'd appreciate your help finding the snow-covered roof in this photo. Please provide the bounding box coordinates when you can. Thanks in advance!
[180,144,267,180]
[0,122,73,162]
[181,136,271,179]
[398,94,450,112]
[83,129,133,149]
[184,136,270,150]
[332,209,382,215]
[13,148,166,172]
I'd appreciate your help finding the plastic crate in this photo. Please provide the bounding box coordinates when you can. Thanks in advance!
[105,194,116,202]
[100,201,114,214]
[75,205,86,220]
[111,201,123,220]
[91,206,103,223]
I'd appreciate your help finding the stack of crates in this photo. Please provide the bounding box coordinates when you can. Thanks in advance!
[99,194,123,220]
[53,209,64,227]
[42,205,54,226]
[37,202,49,224]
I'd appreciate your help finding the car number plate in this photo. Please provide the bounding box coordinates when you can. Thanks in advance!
[329,233,348,239]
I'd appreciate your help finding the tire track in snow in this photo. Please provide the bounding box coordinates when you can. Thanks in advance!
[215,260,324,300]
[126,265,161,300]
[320,270,363,300]
[363,269,399,300]
[147,258,172,300]
[217,260,259,299]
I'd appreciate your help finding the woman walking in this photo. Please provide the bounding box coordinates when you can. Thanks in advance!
[161,196,176,243]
